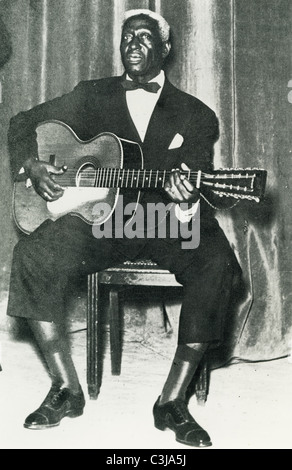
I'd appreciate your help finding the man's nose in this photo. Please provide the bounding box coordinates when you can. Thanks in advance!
[128,35,141,50]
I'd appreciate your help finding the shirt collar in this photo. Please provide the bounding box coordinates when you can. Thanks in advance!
[125,70,165,89]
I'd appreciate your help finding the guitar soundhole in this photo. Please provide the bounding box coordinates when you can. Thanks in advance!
[76,161,97,188]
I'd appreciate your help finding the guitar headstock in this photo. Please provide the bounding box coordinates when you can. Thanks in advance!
[201,168,267,202]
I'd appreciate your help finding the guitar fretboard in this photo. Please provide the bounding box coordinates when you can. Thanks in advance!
[56,168,196,189]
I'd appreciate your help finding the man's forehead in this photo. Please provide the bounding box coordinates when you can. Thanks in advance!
[122,16,159,33]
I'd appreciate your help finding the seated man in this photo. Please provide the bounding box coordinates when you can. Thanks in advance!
[7,9,240,447]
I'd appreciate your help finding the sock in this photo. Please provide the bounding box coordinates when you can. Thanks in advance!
[28,319,81,394]
[159,343,207,405]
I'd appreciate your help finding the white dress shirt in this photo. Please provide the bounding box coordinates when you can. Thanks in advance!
[125,70,199,222]
[125,70,164,142]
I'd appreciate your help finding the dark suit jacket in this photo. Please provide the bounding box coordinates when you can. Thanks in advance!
[8,74,219,221]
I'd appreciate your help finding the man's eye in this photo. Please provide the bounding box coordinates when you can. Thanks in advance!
[140,33,151,40]
[123,34,133,41]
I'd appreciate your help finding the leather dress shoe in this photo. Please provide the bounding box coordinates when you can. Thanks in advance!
[24,385,85,430]
[153,396,212,447]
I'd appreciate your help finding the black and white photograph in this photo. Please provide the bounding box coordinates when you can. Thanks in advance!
[0,0,291,452]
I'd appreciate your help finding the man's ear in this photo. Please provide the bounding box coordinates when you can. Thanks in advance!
[162,41,171,59]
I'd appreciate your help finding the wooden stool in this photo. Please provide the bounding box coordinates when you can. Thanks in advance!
[87,260,209,403]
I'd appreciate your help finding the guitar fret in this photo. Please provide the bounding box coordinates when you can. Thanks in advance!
[131,169,134,188]
[108,168,113,188]
[121,169,125,188]
[162,170,166,188]
[142,170,146,188]
[96,168,101,187]
[136,169,140,188]
[93,169,97,187]
[113,168,118,188]
[105,168,109,187]
[126,169,130,187]
[155,170,159,188]
[148,170,152,188]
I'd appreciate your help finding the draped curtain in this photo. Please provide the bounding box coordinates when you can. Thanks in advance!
[0,0,291,362]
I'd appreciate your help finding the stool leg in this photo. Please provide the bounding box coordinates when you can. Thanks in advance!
[109,288,122,375]
[87,273,101,399]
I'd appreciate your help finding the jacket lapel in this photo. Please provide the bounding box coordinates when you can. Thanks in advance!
[94,75,142,144]
[142,78,183,168]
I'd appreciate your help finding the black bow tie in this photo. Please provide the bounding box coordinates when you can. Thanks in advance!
[121,79,161,93]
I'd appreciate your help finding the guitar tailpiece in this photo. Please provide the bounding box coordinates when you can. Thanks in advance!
[200,192,240,211]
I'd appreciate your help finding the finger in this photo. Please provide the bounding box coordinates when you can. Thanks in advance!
[43,191,53,201]
[182,178,194,193]
[165,170,185,201]
[44,165,66,190]
[181,162,190,171]
[166,184,184,202]
[49,181,65,192]
[45,173,65,192]
[179,163,194,193]
[168,171,176,186]
[173,170,182,185]
[43,188,63,202]
[46,182,64,195]
[173,175,195,201]
[173,171,187,194]
[46,164,67,175]
[41,178,63,197]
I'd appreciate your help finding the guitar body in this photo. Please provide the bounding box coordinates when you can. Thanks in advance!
[13,121,143,234]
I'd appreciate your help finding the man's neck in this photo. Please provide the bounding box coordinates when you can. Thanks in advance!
[126,70,165,86]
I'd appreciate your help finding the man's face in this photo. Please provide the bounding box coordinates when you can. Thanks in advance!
[120,16,169,83]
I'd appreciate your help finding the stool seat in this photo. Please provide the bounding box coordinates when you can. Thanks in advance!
[98,260,182,286]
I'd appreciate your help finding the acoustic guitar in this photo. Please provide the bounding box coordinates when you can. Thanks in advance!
[13,120,267,234]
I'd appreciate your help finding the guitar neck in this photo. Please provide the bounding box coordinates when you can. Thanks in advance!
[57,168,197,189]
[56,167,264,199]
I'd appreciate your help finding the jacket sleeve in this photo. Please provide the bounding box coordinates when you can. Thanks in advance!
[8,81,87,180]
[179,107,238,210]
[171,101,237,213]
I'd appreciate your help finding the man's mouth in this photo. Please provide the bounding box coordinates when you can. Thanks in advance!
[126,53,143,64]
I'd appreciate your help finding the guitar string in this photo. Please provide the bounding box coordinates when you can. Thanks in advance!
[53,170,256,180]
[52,169,257,179]
[54,169,203,186]
[52,167,257,194]
[55,174,253,182]
[54,169,255,191]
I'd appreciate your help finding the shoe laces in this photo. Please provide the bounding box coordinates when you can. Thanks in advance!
[49,388,67,406]
[172,399,192,422]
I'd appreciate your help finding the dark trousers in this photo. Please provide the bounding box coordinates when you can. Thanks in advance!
[7,214,240,344]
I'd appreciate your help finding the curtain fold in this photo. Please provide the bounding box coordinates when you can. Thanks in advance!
[0,0,291,361]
